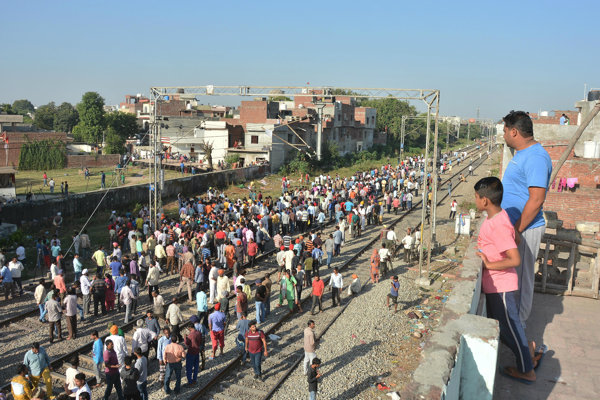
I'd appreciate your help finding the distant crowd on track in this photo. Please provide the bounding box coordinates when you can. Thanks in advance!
[2,148,478,400]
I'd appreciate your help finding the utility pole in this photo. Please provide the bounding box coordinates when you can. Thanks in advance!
[401,115,406,156]
[315,103,326,161]
[417,103,433,286]
[467,121,471,142]
[427,94,441,272]
[149,93,164,231]
[445,122,449,152]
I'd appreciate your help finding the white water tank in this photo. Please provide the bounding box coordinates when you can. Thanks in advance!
[583,141,596,158]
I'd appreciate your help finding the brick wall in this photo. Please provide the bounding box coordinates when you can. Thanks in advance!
[239,101,268,123]
[66,154,121,168]
[540,141,600,229]
[156,99,187,116]
[373,131,387,145]
[1,132,68,168]
[502,139,600,231]
[545,190,600,231]
[531,110,578,125]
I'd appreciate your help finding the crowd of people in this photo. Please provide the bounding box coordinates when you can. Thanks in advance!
[3,148,481,400]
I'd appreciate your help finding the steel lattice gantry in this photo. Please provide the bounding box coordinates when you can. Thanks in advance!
[149,85,438,101]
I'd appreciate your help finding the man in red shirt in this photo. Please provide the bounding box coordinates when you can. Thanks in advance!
[245,322,268,381]
[247,239,258,269]
[163,336,186,394]
[184,316,204,385]
[235,285,248,320]
[103,339,124,400]
[166,242,176,275]
[310,275,325,315]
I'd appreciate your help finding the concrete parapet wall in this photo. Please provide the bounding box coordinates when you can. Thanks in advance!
[2,165,270,225]
[401,221,500,400]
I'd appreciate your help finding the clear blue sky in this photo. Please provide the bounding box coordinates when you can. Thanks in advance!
[1,0,598,120]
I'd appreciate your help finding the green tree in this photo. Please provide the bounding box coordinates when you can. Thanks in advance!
[359,97,416,145]
[330,88,361,96]
[269,96,292,101]
[54,102,79,133]
[103,127,126,154]
[1,104,14,114]
[34,102,57,130]
[103,112,139,154]
[320,140,343,169]
[73,92,106,143]
[12,99,34,115]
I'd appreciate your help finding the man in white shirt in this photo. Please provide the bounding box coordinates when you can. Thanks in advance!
[401,228,414,263]
[449,199,458,220]
[386,228,397,245]
[80,270,91,317]
[132,319,157,358]
[34,279,47,322]
[120,280,135,324]
[208,264,219,304]
[152,290,165,319]
[284,247,295,273]
[328,267,343,307]
[8,257,24,295]
[74,372,91,400]
[165,297,184,342]
[406,192,414,210]
[64,355,81,397]
[276,246,286,281]
[378,244,392,276]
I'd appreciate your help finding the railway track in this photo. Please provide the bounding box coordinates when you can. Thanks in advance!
[0,142,490,397]
[0,142,483,330]
[189,145,496,400]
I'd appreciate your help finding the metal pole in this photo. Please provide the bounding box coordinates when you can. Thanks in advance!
[446,122,449,152]
[401,115,406,156]
[153,98,159,230]
[467,122,470,142]
[316,106,323,161]
[417,104,432,283]
[149,90,155,231]
[427,92,441,273]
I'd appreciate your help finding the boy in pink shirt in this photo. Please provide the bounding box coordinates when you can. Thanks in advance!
[474,177,537,384]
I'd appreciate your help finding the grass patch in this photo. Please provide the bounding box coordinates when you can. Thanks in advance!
[459,200,476,212]
[15,165,181,196]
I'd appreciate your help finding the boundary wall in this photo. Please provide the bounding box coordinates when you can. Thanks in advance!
[401,219,500,400]
[2,165,270,225]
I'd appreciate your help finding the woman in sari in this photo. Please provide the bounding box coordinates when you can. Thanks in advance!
[104,273,116,311]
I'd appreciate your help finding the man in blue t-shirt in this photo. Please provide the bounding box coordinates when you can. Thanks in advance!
[386,275,401,313]
[501,110,552,327]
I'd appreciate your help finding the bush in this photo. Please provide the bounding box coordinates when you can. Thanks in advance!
[18,138,66,170]
[279,156,311,175]
[225,154,240,165]
[132,203,143,216]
